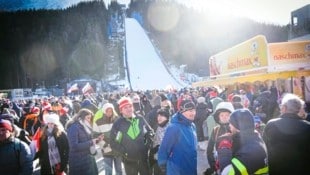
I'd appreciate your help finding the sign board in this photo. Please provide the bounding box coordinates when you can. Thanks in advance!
[268,40,310,72]
[11,89,24,98]
[209,35,268,78]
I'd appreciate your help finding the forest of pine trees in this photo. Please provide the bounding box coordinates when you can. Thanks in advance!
[0,0,289,89]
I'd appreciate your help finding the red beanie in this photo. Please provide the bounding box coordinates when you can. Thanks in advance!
[42,102,52,111]
[31,107,40,115]
[118,97,133,110]
[60,107,68,115]
[0,119,13,132]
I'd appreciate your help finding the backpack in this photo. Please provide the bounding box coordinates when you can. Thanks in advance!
[213,126,233,172]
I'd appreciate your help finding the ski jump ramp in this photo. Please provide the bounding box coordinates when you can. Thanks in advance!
[125,18,184,90]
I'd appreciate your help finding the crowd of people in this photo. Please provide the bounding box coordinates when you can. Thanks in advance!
[0,86,310,175]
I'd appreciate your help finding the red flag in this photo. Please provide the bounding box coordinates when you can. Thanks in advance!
[31,127,42,152]
[67,83,78,93]
[82,82,93,94]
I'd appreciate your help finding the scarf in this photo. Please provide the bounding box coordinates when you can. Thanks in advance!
[154,124,168,146]
[79,120,97,155]
[47,134,61,172]
[79,120,92,135]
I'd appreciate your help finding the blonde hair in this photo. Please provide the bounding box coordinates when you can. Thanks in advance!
[40,124,63,141]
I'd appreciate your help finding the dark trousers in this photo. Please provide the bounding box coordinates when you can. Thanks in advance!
[103,156,123,175]
[195,120,207,141]
[123,158,150,175]
[150,161,165,175]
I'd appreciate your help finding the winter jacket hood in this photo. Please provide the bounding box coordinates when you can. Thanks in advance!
[158,112,197,175]
[171,112,193,126]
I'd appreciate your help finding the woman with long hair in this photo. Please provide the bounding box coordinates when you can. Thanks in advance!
[93,103,122,175]
[66,108,100,175]
[36,113,69,175]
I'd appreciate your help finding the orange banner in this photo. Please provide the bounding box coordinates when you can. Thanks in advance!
[268,40,310,72]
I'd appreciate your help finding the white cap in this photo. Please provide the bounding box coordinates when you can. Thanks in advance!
[43,113,63,130]
[102,103,114,113]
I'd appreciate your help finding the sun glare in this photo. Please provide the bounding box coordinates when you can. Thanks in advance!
[193,0,252,20]
[176,0,306,25]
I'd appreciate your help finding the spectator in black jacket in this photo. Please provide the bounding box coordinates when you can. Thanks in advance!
[146,95,162,131]
[110,97,151,175]
[263,93,310,175]
[36,113,69,175]
[194,96,212,142]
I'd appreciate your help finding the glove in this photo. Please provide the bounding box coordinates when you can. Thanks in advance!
[144,130,155,149]
[204,167,215,175]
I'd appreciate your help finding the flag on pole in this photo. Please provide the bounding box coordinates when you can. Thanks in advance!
[67,83,79,93]
[30,127,42,153]
[82,82,93,94]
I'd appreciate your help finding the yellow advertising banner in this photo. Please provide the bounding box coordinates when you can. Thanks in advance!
[209,35,268,78]
[192,70,310,88]
[268,40,310,72]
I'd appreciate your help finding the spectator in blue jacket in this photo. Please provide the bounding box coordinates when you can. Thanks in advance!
[0,118,33,175]
[66,108,100,175]
[158,99,198,175]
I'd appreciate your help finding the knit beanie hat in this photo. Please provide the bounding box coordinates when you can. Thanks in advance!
[59,106,68,115]
[157,109,170,120]
[31,106,40,116]
[43,113,64,130]
[102,103,115,113]
[197,97,206,104]
[0,119,13,132]
[118,97,133,110]
[159,93,168,101]
[179,100,195,113]
[232,95,242,103]
[132,94,140,104]
[157,109,170,127]
[229,109,255,131]
[152,95,162,107]
[44,113,60,125]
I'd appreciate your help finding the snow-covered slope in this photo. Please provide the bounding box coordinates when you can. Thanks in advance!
[125,18,184,90]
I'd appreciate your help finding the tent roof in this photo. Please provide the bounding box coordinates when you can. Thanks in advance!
[192,70,310,87]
